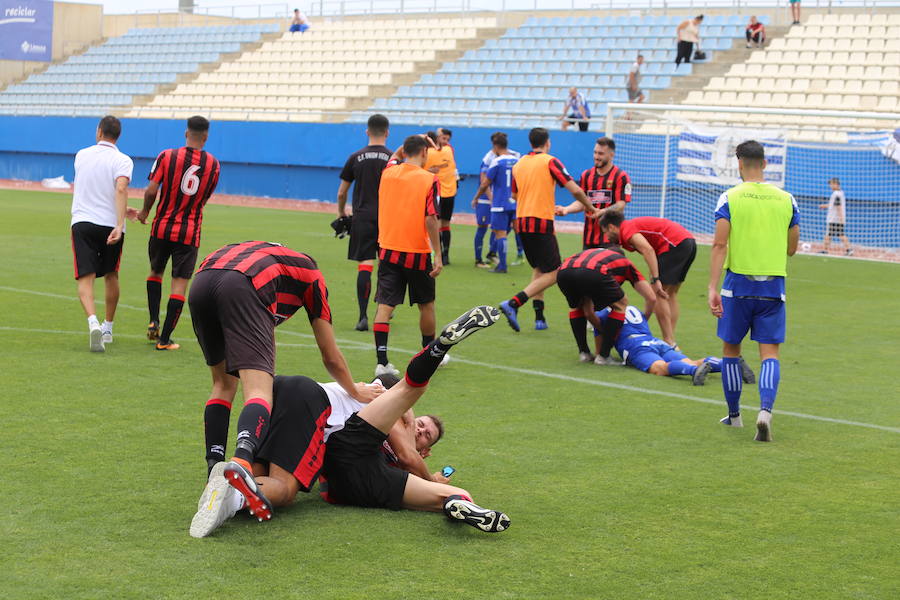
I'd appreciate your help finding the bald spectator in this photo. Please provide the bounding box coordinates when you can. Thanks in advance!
[746,16,766,49]
[561,88,590,132]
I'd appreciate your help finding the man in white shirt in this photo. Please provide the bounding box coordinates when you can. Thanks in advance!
[627,54,645,103]
[70,116,134,352]
[819,177,852,255]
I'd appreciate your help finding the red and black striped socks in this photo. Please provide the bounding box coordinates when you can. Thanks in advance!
[569,309,590,354]
[508,291,529,309]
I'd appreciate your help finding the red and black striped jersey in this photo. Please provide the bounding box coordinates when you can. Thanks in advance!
[560,248,645,286]
[198,241,331,325]
[148,147,220,247]
[516,216,555,234]
[579,165,632,248]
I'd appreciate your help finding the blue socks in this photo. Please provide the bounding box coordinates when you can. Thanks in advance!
[721,357,743,417]
[497,237,508,270]
[759,358,780,412]
[667,360,696,376]
[474,226,488,262]
[703,356,723,373]
[515,230,524,257]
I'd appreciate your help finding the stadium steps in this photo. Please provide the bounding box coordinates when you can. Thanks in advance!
[649,25,791,106]
[0,38,99,93]
[335,23,516,118]
[128,29,284,111]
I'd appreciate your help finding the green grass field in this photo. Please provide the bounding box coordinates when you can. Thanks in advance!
[2,189,898,599]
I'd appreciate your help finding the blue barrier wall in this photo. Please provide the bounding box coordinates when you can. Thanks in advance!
[1,116,898,246]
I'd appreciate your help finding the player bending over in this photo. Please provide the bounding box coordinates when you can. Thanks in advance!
[192,306,509,536]
[592,306,755,386]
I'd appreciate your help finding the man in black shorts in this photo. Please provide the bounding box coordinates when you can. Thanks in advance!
[372,135,443,378]
[424,127,458,265]
[70,115,135,352]
[337,114,391,332]
[188,241,379,483]
[557,248,656,364]
[137,116,220,351]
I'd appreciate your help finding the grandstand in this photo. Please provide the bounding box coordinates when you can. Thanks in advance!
[0,23,279,117]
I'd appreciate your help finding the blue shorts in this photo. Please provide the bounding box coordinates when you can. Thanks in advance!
[475,201,491,227]
[717,295,786,345]
[290,23,309,32]
[490,208,515,232]
[622,340,687,372]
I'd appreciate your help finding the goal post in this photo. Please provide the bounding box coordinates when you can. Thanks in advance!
[603,102,900,262]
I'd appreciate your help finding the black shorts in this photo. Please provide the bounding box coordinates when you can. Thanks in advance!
[520,231,562,273]
[148,236,200,279]
[256,375,331,492]
[658,238,696,285]
[438,195,455,221]
[322,413,409,510]
[567,114,589,132]
[348,216,378,262]
[70,222,124,279]
[557,267,625,310]
[827,222,845,237]
[375,258,435,306]
[188,269,276,376]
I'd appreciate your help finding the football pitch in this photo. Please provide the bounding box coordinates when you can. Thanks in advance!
[2,189,897,599]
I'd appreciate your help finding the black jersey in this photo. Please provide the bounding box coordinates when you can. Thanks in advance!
[339,144,392,219]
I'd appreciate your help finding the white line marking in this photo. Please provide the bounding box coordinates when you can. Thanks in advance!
[3,286,897,435]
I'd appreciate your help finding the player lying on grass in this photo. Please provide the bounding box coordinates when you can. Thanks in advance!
[191,305,509,537]
[556,248,656,365]
[591,305,755,386]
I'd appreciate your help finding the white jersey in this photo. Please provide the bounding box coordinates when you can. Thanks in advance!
[318,381,367,441]
[71,141,133,228]
[826,190,845,224]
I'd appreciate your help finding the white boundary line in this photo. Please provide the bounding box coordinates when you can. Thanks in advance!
[2,285,898,435]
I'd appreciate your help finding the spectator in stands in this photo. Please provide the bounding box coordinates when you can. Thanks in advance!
[627,54,645,104]
[289,8,310,33]
[790,0,802,26]
[745,16,766,49]
[819,177,853,256]
[560,88,590,132]
[675,15,703,67]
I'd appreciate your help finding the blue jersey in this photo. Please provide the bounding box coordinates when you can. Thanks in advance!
[477,150,497,201]
[486,151,520,211]
[596,306,659,356]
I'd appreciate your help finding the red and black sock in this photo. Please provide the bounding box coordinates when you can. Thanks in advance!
[405,341,448,387]
[599,310,625,358]
[204,397,232,468]
[159,294,184,344]
[533,299,546,322]
[509,291,529,309]
[356,264,373,319]
[569,309,590,353]
[233,397,271,464]
[374,322,390,365]
[147,276,162,323]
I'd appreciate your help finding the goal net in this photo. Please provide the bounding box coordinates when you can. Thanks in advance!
[604,103,900,262]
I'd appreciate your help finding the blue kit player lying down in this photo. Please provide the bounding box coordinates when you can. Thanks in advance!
[593,305,755,386]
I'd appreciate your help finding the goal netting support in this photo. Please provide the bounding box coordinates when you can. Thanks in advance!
[604,103,900,262]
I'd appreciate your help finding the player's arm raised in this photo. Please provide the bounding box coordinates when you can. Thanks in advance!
[310,317,380,403]
[629,233,668,299]
[708,218,730,318]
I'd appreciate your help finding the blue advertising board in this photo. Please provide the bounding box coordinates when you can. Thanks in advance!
[0,0,53,62]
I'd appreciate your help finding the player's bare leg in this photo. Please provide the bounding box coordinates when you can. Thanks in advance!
[655,295,675,346]
[418,301,436,342]
[663,282,682,342]
[103,272,120,323]
[76,274,104,352]
[840,234,852,255]
[402,476,510,532]
[254,463,302,508]
[204,361,239,471]
[374,302,399,376]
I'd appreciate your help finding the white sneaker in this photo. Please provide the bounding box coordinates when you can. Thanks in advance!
[89,324,104,352]
[101,329,113,345]
[594,355,623,366]
[374,362,400,378]
[438,353,450,368]
[579,352,595,363]
[720,415,744,428]
[755,410,773,442]
[190,462,239,538]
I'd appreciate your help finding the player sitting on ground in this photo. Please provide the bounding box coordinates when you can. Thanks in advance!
[192,305,509,536]
[591,306,754,386]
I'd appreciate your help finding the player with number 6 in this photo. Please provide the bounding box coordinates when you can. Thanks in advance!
[136,116,221,351]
